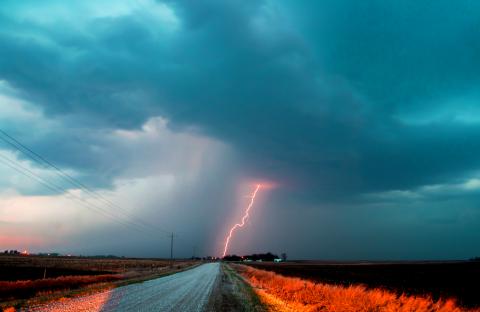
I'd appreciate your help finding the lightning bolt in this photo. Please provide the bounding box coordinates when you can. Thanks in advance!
[222,184,261,258]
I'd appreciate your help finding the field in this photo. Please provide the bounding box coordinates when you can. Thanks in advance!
[233,264,480,312]
[0,254,197,309]
[3,256,479,311]
[244,261,480,309]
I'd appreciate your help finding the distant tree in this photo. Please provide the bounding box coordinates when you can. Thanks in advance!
[281,253,287,261]
[223,254,242,261]
[262,252,278,261]
[244,252,278,262]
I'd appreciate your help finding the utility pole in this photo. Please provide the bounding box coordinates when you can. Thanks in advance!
[170,232,174,267]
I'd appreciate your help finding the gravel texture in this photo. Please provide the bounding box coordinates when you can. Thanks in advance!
[26,263,220,312]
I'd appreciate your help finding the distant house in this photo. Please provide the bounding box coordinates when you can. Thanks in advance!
[274,258,282,263]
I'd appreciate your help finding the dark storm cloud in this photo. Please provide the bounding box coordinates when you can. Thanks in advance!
[1,0,480,198]
[2,0,480,259]
[283,0,480,103]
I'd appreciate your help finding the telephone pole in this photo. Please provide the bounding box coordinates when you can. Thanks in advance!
[170,232,174,267]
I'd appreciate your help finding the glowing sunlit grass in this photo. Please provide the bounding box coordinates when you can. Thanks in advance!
[0,274,122,301]
[233,264,478,312]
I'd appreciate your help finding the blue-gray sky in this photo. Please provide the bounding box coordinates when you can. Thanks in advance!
[0,0,479,259]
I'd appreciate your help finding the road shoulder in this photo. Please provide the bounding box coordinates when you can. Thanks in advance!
[207,263,266,312]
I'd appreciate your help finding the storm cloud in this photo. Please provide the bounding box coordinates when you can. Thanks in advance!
[1,0,479,259]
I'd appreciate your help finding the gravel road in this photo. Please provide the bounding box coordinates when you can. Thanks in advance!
[27,263,220,312]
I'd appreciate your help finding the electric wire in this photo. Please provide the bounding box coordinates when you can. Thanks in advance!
[0,130,172,237]
[0,129,167,234]
[0,154,143,232]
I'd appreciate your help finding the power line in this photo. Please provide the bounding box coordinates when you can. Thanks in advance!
[0,134,173,237]
[1,148,178,256]
[0,154,143,232]
[0,129,171,235]
[0,129,168,233]
[0,129,164,233]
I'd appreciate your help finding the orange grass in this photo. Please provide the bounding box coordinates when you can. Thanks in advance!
[233,264,479,312]
[0,274,122,300]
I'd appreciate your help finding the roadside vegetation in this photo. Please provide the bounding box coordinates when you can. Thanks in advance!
[233,264,480,312]
[0,274,122,301]
[246,261,480,308]
[216,263,266,311]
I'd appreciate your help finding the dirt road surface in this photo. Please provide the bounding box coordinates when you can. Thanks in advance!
[27,263,220,312]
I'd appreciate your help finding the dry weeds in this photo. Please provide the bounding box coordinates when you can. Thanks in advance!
[233,264,480,312]
[0,274,122,300]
